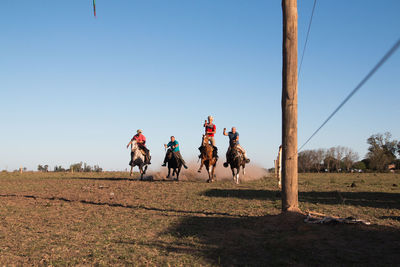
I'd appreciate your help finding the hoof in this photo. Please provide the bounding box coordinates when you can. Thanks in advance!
[198,169,201,173]
[245,159,250,163]
[223,162,228,168]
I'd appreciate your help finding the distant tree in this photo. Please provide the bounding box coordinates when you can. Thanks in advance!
[70,162,83,172]
[323,147,336,172]
[298,149,325,172]
[298,150,313,172]
[38,165,49,172]
[361,158,371,170]
[366,132,398,171]
[93,165,103,172]
[54,165,66,172]
[343,148,359,172]
[334,146,346,172]
[353,161,366,171]
[83,163,92,172]
[314,149,325,172]
[397,143,400,158]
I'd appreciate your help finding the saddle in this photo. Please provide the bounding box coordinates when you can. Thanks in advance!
[139,149,147,158]
[228,145,243,159]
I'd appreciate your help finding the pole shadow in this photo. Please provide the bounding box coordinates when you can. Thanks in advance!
[159,213,400,266]
[202,189,400,209]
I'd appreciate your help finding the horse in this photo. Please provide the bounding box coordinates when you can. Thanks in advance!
[198,135,218,183]
[129,140,148,180]
[224,144,247,184]
[165,149,182,181]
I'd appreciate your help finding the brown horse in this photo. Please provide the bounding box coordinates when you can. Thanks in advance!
[198,135,218,182]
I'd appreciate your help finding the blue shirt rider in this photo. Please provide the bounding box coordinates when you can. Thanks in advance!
[162,136,188,169]
[223,127,250,165]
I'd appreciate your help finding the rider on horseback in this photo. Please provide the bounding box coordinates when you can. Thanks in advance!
[127,129,151,165]
[199,115,218,159]
[223,127,250,165]
[162,136,188,169]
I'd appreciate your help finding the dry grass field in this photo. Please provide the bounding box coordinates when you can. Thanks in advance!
[0,171,399,266]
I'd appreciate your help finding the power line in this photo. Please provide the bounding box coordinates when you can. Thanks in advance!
[298,0,317,77]
[299,38,400,152]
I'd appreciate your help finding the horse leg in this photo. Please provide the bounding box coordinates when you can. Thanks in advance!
[167,167,171,178]
[231,167,235,181]
[176,167,181,181]
[143,165,147,175]
[198,160,204,173]
[206,164,211,182]
[139,166,143,181]
[236,167,240,184]
[209,165,215,183]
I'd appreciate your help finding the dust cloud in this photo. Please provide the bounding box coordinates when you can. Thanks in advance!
[146,160,268,182]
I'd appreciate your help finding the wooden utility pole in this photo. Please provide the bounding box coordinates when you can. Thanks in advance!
[281,0,299,212]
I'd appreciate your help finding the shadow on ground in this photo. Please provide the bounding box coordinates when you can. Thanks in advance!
[202,189,400,209]
[68,176,175,182]
[157,213,400,266]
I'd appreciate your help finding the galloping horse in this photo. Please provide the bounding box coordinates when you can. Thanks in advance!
[224,144,247,184]
[129,140,148,180]
[198,135,218,182]
[165,149,182,181]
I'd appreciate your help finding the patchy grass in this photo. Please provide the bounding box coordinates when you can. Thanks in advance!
[0,172,399,266]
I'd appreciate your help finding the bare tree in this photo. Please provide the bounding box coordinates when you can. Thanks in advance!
[314,149,325,172]
[324,147,336,172]
[343,148,359,172]
[335,146,346,172]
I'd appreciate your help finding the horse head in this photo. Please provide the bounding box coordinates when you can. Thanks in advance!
[166,149,174,160]
[228,145,242,163]
[130,140,139,151]
[202,134,209,147]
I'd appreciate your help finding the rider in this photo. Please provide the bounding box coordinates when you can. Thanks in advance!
[126,129,151,164]
[162,136,188,169]
[199,115,218,159]
[223,127,250,165]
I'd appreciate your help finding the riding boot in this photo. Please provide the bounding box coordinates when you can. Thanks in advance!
[178,152,188,169]
[213,146,219,159]
[198,146,203,158]
[243,152,250,163]
[146,152,151,165]
[162,154,167,166]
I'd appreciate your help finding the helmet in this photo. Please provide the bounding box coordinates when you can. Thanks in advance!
[208,115,214,120]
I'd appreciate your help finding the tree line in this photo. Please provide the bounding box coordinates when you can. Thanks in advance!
[38,162,103,172]
[298,132,400,173]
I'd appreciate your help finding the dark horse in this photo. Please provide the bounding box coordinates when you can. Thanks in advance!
[198,135,218,183]
[223,144,247,184]
[166,149,182,181]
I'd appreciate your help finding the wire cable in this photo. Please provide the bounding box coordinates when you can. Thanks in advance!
[298,0,317,78]
[299,38,400,151]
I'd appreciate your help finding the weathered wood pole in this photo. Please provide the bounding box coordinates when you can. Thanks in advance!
[281,0,299,212]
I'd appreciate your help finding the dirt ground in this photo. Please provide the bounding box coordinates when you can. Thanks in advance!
[0,171,399,266]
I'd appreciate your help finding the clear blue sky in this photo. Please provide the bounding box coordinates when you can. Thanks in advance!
[1,0,399,171]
